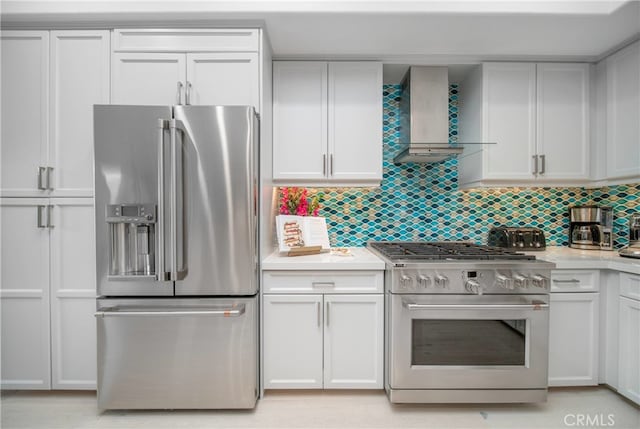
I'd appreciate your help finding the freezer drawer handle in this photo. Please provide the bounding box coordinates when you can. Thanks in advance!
[95,304,245,318]
[403,302,548,310]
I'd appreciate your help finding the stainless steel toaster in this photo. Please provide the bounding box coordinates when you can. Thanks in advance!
[488,226,546,251]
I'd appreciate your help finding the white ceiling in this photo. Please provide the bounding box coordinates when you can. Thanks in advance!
[2,1,639,83]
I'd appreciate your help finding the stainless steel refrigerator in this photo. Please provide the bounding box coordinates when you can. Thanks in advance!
[93,105,258,410]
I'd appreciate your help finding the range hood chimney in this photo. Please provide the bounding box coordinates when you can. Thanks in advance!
[394,66,463,164]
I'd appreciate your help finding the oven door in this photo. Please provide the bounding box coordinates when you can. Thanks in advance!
[389,294,549,390]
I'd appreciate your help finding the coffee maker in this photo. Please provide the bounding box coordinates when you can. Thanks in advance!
[619,213,640,259]
[569,205,613,250]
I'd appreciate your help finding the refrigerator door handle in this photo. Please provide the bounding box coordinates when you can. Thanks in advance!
[169,119,188,281]
[95,304,246,318]
[157,119,170,281]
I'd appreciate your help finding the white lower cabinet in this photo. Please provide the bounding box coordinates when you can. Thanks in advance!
[263,271,383,390]
[0,198,96,390]
[618,273,640,404]
[548,270,600,386]
[263,294,324,388]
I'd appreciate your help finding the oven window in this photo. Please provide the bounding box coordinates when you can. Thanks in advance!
[411,320,526,366]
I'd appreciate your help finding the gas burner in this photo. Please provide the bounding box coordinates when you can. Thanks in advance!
[368,241,535,261]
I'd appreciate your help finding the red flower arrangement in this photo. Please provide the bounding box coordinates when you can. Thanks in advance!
[279,187,322,216]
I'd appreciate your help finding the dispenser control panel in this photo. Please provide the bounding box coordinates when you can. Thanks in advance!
[106,204,156,223]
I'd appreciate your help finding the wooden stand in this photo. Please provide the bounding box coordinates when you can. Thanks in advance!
[287,245,322,257]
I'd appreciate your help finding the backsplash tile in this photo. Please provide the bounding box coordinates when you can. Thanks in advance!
[281,84,639,248]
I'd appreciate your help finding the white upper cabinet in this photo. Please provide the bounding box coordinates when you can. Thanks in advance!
[536,63,590,180]
[328,62,383,182]
[605,40,640,181]
[273,62,328,181]
[273,61,382,186]
[186,53,259,107]
[1,32,49,197]
[111,30,260,110]
[50,31,110,197]
[1,30,109,198]
[458,62,590,188]
[112,53,186,105]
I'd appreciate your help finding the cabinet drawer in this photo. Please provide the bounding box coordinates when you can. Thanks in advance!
[620,273,640,301]
[550,270,600,292]
[112,29,259,52]
[263,271,383,294]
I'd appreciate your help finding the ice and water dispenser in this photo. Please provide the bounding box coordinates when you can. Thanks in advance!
[107,204,157,278]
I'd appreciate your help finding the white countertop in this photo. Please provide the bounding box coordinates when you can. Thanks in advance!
[262,245,640,274]
[262,247,385,270]
[527,246,640,275]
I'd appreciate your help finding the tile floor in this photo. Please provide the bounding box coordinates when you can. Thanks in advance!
[1,387,639,429]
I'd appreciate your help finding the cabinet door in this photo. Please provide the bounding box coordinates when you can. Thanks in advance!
[536,63,590,180]
[548,293,599,386]
[328,62,382,182]
[186,53,259,110]
[263,294,323,388]
[0,199,51,389]
[0,32,49,197]
[618,296,640,405]
[112,52,186,105]
[50,200,97,389]
[606,41,640,180]
[50,31,110,197]
[482,63,537,180]
[273,62,328,181]
[324,294,383,389]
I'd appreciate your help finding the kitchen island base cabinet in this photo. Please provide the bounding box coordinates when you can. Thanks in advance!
[263,294,383,389]
[548,292,600,386]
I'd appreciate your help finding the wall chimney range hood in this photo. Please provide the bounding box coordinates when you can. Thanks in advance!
[394,66,463,164]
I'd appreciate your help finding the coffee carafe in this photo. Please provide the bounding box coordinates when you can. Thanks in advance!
[569,206,613,251]
[619,214,640,259]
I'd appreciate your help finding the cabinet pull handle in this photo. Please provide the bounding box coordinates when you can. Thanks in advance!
[46,167,54,190]
[47,205,54,228]
[330,154,334,176]
[532,155,538,175]
[186,81,192,105]
[326,302,330,326]
[323,154,327,176]
[317,301,321,327]
[539,154,546,175]
[37,205,46,228]
[176,82,183,105]
[553,279,580,283]
[37,167,47,190]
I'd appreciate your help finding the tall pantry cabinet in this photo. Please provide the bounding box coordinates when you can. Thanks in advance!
[1,30,109,389]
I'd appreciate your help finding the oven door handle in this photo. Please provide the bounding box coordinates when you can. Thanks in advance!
[403,302,548,310]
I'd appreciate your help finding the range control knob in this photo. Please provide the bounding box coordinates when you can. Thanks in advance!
[434,274,449,288]
[400,274,413,289]
[495,273,514,290]
[465,279,483,295]
[531,274,549,290]
[513,273,529,289]
[418,275,431,288]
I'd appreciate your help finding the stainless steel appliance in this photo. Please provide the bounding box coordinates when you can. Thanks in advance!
[488,226,546,250]
[620,213,640,259]
[367,241,554,404]
[569,205,613,250]
[94,105,259,410]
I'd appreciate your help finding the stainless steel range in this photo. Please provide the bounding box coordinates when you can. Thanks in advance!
[367,241,555,404]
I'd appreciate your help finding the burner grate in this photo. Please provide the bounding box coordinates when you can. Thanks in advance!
[368,241,535,261]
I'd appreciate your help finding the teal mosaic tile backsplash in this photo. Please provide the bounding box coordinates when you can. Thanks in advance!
[285,84,640,248]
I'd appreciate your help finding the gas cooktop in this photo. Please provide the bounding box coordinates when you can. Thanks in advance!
[367,241,536,261]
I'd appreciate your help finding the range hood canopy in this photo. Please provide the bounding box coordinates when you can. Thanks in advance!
[394,66,462,164]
